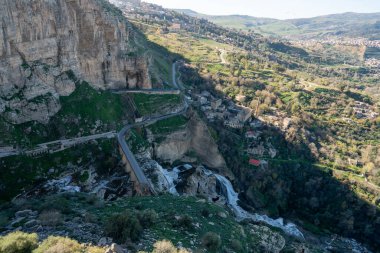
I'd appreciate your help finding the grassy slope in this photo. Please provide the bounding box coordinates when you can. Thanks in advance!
[132,94,181,116]
[178,9,380,38]
[0,193,302,252]
[0,82,130,147]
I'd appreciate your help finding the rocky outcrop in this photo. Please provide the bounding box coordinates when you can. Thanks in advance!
[0,0,151,123]
[155,114,231,177]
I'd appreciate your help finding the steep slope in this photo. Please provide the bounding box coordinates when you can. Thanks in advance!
[0,0,151,124]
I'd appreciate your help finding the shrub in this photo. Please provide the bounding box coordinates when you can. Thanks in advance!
[39,210,62,226]
[87,246,105,253]
[201,208,210,217]
[33,236,83,253]
[201,232,221,252]
[230,239,243,252]
[151,240,190,253]
[137,209,158,228]
[0,231,38,253]
[174,215,193,230]
[105,211,143,243]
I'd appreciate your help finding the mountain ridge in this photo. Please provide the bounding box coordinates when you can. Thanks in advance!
[174,9,380,39]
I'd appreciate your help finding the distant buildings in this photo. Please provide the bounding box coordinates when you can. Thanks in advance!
[194,90,253,129]
[353,101,379,119]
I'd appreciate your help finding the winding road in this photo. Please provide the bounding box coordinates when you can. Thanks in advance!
[117,62,188,194]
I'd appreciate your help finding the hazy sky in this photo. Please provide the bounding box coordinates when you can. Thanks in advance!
[142,0,380,19]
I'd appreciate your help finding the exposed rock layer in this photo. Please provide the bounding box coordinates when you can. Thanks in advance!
[155,114,231,177]
[0,0,151,123]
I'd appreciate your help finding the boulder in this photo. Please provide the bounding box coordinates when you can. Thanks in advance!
[105,243,126,253]
[24,219,40,229]
[15,210,33,218]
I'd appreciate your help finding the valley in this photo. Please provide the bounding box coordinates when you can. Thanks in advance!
[0,0,379,253]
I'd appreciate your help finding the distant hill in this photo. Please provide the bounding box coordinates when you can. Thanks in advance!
[174,9,380,39]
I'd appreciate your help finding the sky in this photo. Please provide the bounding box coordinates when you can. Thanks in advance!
[142,0,380,20]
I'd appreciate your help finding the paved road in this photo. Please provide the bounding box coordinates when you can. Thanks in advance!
[117,62,188,194]
[0,131,117,158]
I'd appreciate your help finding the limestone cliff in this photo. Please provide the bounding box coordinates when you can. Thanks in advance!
[154,113,232,178]
[0,0,151,123]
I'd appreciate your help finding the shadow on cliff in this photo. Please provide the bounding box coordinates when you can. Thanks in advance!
[218,117,380,251]
[172,59,380,250]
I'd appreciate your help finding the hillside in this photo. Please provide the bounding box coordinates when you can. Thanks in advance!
[175,9,380,39]
[0,0,379,252]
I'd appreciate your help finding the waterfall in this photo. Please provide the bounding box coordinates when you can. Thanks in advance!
[157,164,193,195]
[157,164,304,240]
[214,173,304,240]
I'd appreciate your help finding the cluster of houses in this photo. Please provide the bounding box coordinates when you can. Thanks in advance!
[353,101,379,119]
[190,90,253,129]
[188,90,276,168]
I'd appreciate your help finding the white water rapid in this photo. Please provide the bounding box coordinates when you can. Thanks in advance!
[157,165,304,240]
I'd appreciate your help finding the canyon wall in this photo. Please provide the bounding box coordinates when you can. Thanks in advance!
[0,0,151,123]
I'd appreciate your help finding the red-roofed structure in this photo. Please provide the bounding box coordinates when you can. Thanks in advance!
[249,159,261,167]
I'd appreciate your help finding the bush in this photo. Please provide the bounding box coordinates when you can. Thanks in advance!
[201,208,210,218]
[230,239,243,252]
[0,231,38,253]
[151,240,190,253]
[137,209,158,228]
[33,236,83,253]
[201,232,221,252]
[39,210,62,226]
[174,215,193,230]
[87,246,105,253]
[105,211,143,243]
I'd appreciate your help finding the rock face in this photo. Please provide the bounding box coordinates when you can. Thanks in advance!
[155,114,231,177]
[0,0,151,123]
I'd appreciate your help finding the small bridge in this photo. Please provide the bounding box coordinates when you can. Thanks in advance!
[118,126,153,195]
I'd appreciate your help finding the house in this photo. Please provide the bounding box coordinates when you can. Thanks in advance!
[237,107,252,122]
[249,159,261,167]
[135,117,144,123]
[224,118,243,129]
[245,131,261,139]
[169,23,181,32]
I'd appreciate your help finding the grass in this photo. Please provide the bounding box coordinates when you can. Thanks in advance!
[149,115,188,135]
[0,82,130,147]
[147,33,222,63]
[132,94,181,116]
[126,129,149,153]
[1,193,273,252]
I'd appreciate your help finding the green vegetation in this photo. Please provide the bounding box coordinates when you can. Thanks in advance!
[0,232,104,253]
[126,129,150,153]
[0,194,292,252]
[0,139,119,201]
[186,10,380,39]
[148,33,225,63]
[0,82,130,147]
[149,115,188,135]
[140,12,380,250]
[132,94,181,116]
[0,231,38,253]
